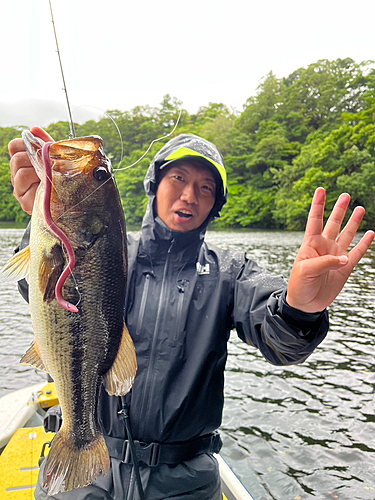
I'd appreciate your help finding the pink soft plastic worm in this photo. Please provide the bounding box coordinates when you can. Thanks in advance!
[42,142,79,313]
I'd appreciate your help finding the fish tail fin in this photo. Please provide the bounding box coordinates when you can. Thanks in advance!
[103,322,137,397]
[43,427,110,496]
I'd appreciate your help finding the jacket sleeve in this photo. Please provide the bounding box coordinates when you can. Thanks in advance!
[233,257,329,366]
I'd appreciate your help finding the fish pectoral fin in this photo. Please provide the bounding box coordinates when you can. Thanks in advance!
[39,245,65,303]
[0,246,31,281]
[20,340,46,371]
[103,323,137,397]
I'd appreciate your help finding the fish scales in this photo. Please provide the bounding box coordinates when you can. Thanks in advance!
[1,132,137,495]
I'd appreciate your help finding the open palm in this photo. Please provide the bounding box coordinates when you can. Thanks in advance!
[287,188,374,313]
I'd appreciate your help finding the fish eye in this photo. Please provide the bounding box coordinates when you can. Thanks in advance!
[93,167,111,182]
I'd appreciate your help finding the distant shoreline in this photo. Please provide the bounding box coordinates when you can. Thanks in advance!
[0,222,29,229]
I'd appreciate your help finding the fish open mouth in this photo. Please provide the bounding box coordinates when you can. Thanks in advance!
[176,210,193,219]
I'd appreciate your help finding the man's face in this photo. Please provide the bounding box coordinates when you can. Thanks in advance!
[155,161,216,232]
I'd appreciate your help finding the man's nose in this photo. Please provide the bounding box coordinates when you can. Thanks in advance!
[180,182,198,204]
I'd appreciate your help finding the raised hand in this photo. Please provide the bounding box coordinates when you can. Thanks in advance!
[287,187,374,313]
[8,127,53,214]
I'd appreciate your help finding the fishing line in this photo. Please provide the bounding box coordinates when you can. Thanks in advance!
[73,105,125,165]
[114,109,182,172]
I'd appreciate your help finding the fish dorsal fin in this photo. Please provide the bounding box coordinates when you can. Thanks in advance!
[20,340,46,371]
[103,323,137,397]
[39,245,65,303]
[0,246,31,281]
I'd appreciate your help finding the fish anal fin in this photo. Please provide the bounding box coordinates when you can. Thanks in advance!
[103,323,137,397]
[20,340,46,371]
[0,246,31,281]
[39,245,65,303]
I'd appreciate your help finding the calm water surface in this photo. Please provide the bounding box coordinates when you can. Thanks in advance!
[0,229,374,500]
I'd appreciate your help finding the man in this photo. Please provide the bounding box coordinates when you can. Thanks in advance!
[8,128,374,499]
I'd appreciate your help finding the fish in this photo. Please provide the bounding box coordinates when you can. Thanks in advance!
[1,131,137,495]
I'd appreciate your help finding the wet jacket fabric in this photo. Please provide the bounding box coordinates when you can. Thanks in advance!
[29,134,329,499]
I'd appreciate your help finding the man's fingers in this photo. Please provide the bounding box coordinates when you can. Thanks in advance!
[8,127,51,216]
[10,151,37,184]
[11,155,40,214]
[16,183,39,215]
[13,164,39,193]
[336,206,366,251]
[305,187,326,236]
[300,254,350,277]
[348,230,375,268]
[322,193,351,240]
[8,138,26,157]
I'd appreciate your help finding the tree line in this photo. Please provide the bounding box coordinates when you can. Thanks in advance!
[1,57,374,230]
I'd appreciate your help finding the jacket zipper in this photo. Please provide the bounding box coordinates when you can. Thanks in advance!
[135,273,151,336]
[137,239,175,438]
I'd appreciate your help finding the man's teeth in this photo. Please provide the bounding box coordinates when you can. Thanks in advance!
[177,210,192,218]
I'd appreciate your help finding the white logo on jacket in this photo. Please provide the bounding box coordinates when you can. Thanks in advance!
[196,263,210,275]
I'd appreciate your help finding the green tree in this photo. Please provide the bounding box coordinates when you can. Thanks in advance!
[0,160,30,223]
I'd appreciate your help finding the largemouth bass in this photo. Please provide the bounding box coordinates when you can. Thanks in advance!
[1,131,137,495]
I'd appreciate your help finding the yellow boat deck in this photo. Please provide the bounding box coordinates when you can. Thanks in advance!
[0,426,52,499]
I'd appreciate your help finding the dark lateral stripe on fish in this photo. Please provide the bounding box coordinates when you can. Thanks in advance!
[68,315,104,448]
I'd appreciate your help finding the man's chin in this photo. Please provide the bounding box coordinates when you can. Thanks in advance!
[170,221,200,233]
[169,214,199,232]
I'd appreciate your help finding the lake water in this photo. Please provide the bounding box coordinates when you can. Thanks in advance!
[0,228,374,500]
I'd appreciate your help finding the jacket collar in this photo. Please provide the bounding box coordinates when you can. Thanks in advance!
[139,201,207,263]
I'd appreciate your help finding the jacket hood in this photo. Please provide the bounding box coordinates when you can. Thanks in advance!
[141,134,227,258]
[144,134,227,217]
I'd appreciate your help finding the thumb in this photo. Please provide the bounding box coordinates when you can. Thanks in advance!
[302,254,349,276]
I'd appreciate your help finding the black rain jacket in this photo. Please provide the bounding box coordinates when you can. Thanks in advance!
[30,134,329,499]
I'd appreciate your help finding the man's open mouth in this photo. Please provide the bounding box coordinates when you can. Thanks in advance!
[176,210,193,219]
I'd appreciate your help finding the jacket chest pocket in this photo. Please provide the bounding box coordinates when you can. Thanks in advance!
[168,279,189,347]
[135,272,153,337]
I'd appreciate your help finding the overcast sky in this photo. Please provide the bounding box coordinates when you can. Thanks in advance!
[1,0,374,128]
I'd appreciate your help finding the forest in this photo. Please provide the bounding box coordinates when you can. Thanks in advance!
[0,57,374,230]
